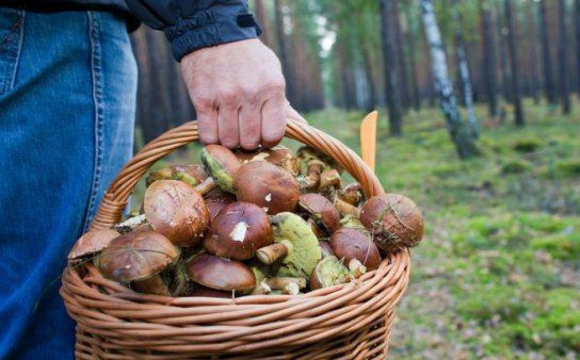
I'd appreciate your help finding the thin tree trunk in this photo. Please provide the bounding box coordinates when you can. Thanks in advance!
[558,0,571,114]
[539,0,557,104]
[393,0,410,111]
[254,0,271,48]
[498,8,511,104]
[480,1,499,118]
[274,0,295,105]
[405,0,421,111]
[362,44,377,112]
[421,0,479,159]
[453,0,478,138]
[380,0,403,136]
[504,0,524,126]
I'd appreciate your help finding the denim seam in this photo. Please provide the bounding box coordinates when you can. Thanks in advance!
[83,11,104,232]
[10,9,24,90]
[0,8,24,94]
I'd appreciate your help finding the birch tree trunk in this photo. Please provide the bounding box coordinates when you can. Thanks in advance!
[558,0,571,114]
[480,0,499,118]
[505,0,524,126]
[453,0,478,138]
[380,0,403,136]
[539,0,557,104]
[421,0,479,159]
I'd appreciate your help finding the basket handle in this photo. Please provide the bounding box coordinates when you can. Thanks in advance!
[90,119,385,230]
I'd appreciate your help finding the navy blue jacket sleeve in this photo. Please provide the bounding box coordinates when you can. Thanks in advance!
[124,0,262,61]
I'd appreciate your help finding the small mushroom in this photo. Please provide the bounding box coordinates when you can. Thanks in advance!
[338,182,364,206]
[298,193,341,234]
[95,230,180,296]
[204,202,273,260]
[330,227,382,271]
[234,161,301,215]
[144,180,210,247]
[296,146,342,190]
[263,277,307,291]
[360,193,425,253]
[200,145,242,194]
[309,256,351,290]
[68,229,120,262]
[256,212,321,278]
[235,145,299,174]
[146,164,208,188]
[204,191,236,221]
[319,169,342,190]
[319,240,335,258]
[185,253,256,293]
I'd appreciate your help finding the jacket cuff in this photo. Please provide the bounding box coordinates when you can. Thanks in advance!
[164,1,262,61]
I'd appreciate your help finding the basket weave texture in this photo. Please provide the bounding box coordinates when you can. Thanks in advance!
[60,120,411,359]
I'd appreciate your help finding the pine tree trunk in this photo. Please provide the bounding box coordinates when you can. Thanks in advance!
[254,0,271,48]
[362,44,377,112]
[380,0,403,136]
[505,0,524,126]
[274,0,295,106]
[421,0,479,159]
[405,0,421,111]
[453,0,479,138]
[498,8,511,104]
[539,0,557,104]
[558,0,571,114]
[480,1,499,118]
[393,0,410,111]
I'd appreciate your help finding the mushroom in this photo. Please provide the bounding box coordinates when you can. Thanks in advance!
[233,161,301,215]
[204,202,273,260]
[319,169,342,190]
[144,180,210,247]
[235,145,299,175]
[297,193,341,235]
[296,146,342,190]
[338,182,364,206]
[330,227,382,271]
[200,144,242,194]
[309,256,351,290]
[114,214,148,233]
[319,240,335,258]
[190,286,233,298]
[146,164,208,188]
[185,253,256,293]
[68,229,120,262]
[95,230,180,296]
[256,212,322,278]
[204,191,236,221]
[360,193,424,253]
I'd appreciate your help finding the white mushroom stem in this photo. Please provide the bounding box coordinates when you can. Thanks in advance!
[263,277,307,290]
[193,176,218,195]
[115,214,147,232]
[282,282,300,295]
[256,239,293,265]
[251,281,272,295]
[335,198,360,217]
[348,259,367,278]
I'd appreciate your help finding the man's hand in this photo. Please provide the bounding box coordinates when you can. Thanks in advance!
[182,39,300,150]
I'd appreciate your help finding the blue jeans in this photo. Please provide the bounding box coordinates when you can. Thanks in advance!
[0,7,137,359]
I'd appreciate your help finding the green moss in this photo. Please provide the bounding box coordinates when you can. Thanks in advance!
[513,138,542,153]
[501,159,532,174]
[555,158,580,177]
[530,233,580,260]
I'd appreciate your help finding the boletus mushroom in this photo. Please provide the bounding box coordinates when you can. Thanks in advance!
[235,145,299,175]
[68,229,120,262]
[95,230,180,295]
[309,256,351,290]
[296,146,342,190]
[204,202,272,260]
[185,253,256,293]
[256,212,322,278]
[298,193,341,235]
[200,144,242,194]
[204,190,236,221]
[144,180,210,247]
[360,193,424,253]
[330,227,382,271]
[338,182,364,206]
[233,161,301,215]
[146,164,208,188]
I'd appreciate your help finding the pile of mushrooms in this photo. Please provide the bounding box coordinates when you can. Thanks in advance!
[68,144,424,298]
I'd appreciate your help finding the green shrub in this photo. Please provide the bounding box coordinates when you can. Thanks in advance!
[513,138,542,153]
[555,158,580,177]
[530,232,580,260]
[501,159,532,174]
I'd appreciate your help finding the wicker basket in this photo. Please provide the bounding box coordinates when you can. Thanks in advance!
[60,119,411,359]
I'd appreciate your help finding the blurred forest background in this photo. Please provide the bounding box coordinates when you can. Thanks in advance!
[130,0,580,358]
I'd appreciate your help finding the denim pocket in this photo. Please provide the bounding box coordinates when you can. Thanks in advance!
[0,7,24,95]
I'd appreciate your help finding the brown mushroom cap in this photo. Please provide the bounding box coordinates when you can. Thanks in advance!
[68,229,120,260]
[330,227,382,270]
[146,164,208,188]
[95,230,180,283]
[204,202,273,260]
[144,180,210,247]
[298,193,341,234]
[360,193,424,252]
[201,145,242,193]
[234,161,300,215]
[185,253,256,292]
[204,191,236,221]
[235,146,299,174]
[319,240,335,258]
[190,286,233,298]
[339,182,364,206]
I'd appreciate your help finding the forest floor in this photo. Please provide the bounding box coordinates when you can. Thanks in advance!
[135,99,580,359]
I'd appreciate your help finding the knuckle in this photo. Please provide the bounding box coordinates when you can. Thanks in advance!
[192,94,214,111]
[218,88,241,104]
